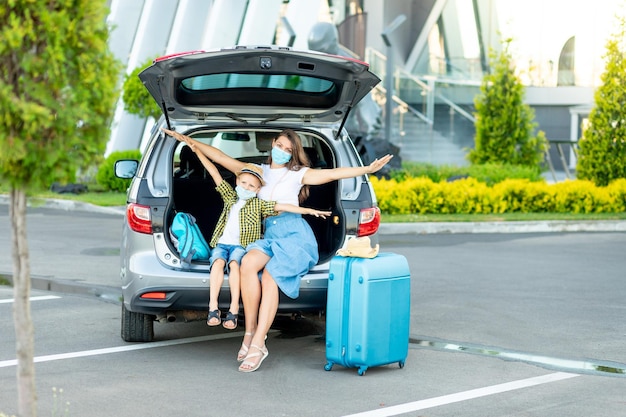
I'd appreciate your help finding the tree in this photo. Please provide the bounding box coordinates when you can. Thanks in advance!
[0,2,120,416]
[122,56,161,120]
[577,18,626,186]
[469,39,547,169]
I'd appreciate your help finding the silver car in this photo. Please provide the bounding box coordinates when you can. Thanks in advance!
[116,46,382,342]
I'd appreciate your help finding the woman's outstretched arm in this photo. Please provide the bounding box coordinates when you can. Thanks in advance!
[162,128,246,174]
[302,154,393,185]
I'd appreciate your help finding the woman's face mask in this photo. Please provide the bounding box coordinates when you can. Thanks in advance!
[235,185,257,200]
[271,146,292,165]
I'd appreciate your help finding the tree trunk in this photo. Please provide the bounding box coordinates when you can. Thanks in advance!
[10,187,37,417]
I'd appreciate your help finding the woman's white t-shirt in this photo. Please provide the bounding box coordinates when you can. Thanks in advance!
[257,164,308,206]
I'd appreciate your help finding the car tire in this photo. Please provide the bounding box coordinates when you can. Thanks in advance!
[121,303,154,342]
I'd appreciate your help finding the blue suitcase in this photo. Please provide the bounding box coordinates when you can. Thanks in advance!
[324,252,411,375]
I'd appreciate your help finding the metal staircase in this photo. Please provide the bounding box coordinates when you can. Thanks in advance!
[366,48,476,166]
[389,107,470,166]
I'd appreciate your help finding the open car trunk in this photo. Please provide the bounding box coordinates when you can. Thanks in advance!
[166,128,344,266]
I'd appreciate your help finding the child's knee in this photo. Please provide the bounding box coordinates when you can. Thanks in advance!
[211,258,226,271]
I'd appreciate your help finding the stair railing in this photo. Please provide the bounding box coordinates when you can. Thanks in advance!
[366,47,478,133]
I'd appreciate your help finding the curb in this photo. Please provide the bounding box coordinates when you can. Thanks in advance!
[378,220,626,234]
[2,195,626,234]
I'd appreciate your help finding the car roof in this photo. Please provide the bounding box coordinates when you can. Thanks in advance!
[138,45,381,126]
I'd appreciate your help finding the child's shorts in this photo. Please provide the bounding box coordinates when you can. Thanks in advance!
[209,244,245,272]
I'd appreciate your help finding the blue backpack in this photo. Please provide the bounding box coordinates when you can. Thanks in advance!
[169,212,211,265]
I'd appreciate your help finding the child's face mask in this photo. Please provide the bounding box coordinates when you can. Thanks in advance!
[235,185,256,200]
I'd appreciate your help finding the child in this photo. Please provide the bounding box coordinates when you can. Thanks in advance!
[185,142,331,330]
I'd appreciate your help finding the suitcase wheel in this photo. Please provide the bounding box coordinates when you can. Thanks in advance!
[324,362,333,371]
[358,366,368,376]
[399,360,405,369]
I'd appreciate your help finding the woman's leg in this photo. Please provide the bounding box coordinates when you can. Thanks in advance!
[239,268,279,371]
[253,269,279,344]
[238,249,270,356]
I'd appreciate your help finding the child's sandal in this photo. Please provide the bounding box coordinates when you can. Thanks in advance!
[222,312,238,330]
[206,309,221,326]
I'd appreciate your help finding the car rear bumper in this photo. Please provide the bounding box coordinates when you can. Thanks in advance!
[126,286,328,316]
[122,250,329,315]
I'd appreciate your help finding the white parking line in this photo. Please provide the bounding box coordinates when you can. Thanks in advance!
[0,333,242,368]
[0,295,61,304]
[342,372,580,417]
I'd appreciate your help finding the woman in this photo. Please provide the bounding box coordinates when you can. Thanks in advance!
[162,128,392,372]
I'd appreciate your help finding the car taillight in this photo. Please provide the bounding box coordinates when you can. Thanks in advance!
[127,203,152,234]
[140,292,167,300]
[357,207,380,237]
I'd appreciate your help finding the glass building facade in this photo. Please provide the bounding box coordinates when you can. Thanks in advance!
[408,0,623,87]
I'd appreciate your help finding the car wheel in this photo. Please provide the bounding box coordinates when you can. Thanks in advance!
[121,303,154,342]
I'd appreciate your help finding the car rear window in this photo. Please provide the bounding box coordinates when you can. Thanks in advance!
[181,73,334,92]
[177,73,339,108]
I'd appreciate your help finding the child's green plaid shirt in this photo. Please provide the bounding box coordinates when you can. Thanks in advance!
[210,181,277,248]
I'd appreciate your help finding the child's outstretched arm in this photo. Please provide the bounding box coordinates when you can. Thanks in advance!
[274,203,332,219]
[188,143,223,186]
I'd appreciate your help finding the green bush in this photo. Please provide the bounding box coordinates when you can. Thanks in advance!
[468,39,547,169]
[465,163,543,185]
[96,149,141,192]
[577,20,626,186]
[122,56,161,119]
[392,162,542,185]
[389,163,456,183]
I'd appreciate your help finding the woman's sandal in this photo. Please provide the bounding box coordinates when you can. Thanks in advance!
[222,311,238,330]
[238,344,269,373]
[206,309,221,327]
[237,332,253,362]
[237,333,267,362]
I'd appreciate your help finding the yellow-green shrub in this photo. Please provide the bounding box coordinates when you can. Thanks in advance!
[552,180,611,213]
[371,176,626,214]
[607,178,626,212]
[404,177,438,214]
[372,177,437,214]
[372,177,407,214]
[438,178,494,214]
[492,179,555,213]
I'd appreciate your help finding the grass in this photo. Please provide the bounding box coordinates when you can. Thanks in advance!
[0,275,11,286]
[29,190,127,207]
